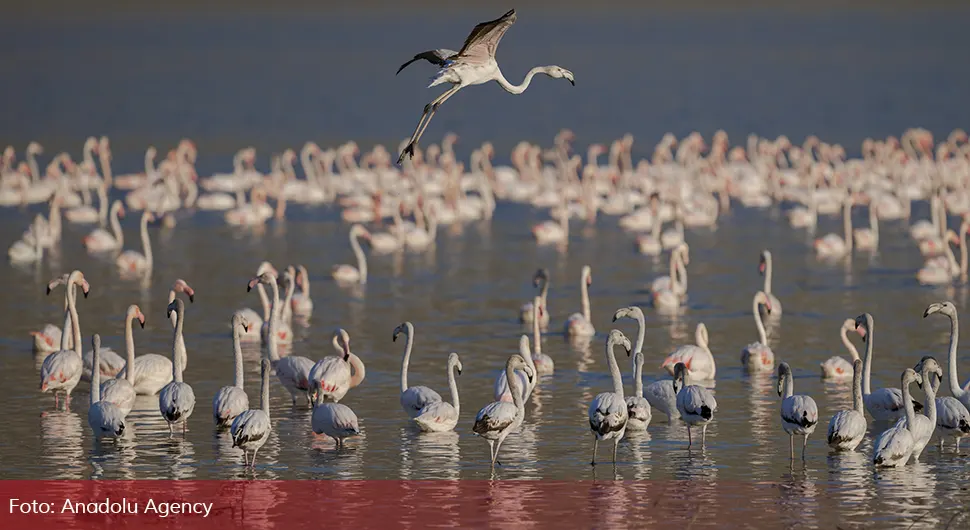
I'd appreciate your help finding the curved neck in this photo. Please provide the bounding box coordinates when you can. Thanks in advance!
[125,313,136,384]
[97,186,109,226]
[753,296,768,344]
[506,362,526,413]
[91,342,101,404]
[840,325,861,361]
[852,362,863,414]
[763,255,773,294]
[400,325,414,392]
[447,361,460,415]
[233,326,244,389]
[266,281,281,362]
[171,307,185,383]
[781,371,794,399]
[140,214,153,269]
[495,66,557,95]
[348,353,366,387]
[862,320,873,396]
[634,312,645,354]
[580,271,591,322]
[945,312,965,399]
[260,359,270,416]
[351,232,367,283]
[281,276,295,323]
[110,203,124,245]
[606,339,624,397]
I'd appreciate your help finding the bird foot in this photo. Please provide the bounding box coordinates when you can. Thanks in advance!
[398,144,415,165]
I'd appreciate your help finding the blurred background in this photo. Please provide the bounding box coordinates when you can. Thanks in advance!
[2,1,969,170]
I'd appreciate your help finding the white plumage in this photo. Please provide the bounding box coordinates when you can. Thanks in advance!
[625,351,652,432]
[414,353,462,433]
[312,402,361,448]
[902,356,942,462]
[827,359,867,451]
[158,299,195,434]
[613,305,681,421]
[820,319,863,380]
[494,335,537,403]
[923,301,970,448]
[519,268,550,329]
[309,329,365,404]
[231,357,272,466]
[662,323,715,380]
[396,322,443,417]
[873,368,920,468]
[473,354,534,466]
[588,330,632,465]
[674,362,718,447]
[777,362,819,459]
[213,314,251,426]
[564,265,595,337]
[87,334,126,439]
[99,305,145,417]
[855,313,923,421]
[39,271,87,408]
[740,291,775,372]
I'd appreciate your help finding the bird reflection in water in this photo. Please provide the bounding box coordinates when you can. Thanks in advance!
[398,428,461,480]
[39,410,84,479]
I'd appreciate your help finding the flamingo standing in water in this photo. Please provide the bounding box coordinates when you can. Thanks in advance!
[564,265,595,337]
[39,270,88,408]
[396,9,574,162]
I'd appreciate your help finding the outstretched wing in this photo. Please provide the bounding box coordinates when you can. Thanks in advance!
[456,9,516,64]
[396,49,459,75]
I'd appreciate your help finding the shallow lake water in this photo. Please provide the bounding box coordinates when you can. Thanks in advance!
[2,6,970,528]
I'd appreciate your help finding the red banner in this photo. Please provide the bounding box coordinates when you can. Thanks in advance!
[1,480,787,528]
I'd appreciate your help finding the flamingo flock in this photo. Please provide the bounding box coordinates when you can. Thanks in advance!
[9,124,970,473]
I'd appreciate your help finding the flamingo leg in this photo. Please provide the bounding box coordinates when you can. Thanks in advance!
[701,424,708,447]
[251,447,259,467]
[398,84,463,164]
[789,434,794,460]
[687,426,692,448]
[168,422,174,435]
[493,436,507,467]
[54,392,59,409]
[612,438,620,464]
[182,421,187,435]
[591,438,598,466]
[802,434,808,459]
[242,450,249,467]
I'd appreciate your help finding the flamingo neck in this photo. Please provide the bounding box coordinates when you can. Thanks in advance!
[171,307,185,383]
[633,353,644,397]
[448,360,460,416]
[923,370,938,425]
[495,66,558,95]
[125,314,136,385]
[400,325,414,393]
[532,298,542,356]
[140,214,153,270]
[266,281,281,362]
[840,325,861,362]
[862,318,874,397]
[781,371,794,399]
[351,232,367,283]
[945,312,965,399]
[763,255,773,295]
[110,203,124,246]
[753,295,768,345]
[843,199,853,250]
[606,337,624,398]
[260,359,271,416]
[580,271,591,322]
[506,361,526,414]
[91,341,101,404]
[257,283,271,320]
[348,353,366,387]
[851,360,864,414]
[233,326,245,390]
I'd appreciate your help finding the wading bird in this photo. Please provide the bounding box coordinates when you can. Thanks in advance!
[396,9,575,163]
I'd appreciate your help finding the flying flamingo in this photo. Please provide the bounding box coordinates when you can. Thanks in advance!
[395,9,574,163]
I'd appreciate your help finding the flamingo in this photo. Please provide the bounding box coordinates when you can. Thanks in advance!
[87,334,126,439]
[472,354,534,466]
[613,306,679,420]
[332,224,371,284]
[116,210,154,275]
[826,359,868,451]
[661,323,716,381]
[395,321,443,418]
[673,362,718,448]
[98,305,145,417]
[519,268,550,328]
[158,299,196,434]
[291,264,314,317]
[905,356,942,461]
[413,352,463,433]
[213,314,251,426]
[872,369,920,468]
[230,357,272,466]
[39,270,87,408]
[312,402,361,449]
[855,313,923,421]
[922,301,970,448]
[308,329,366,404]
[777,362,819,460]
[820,319,864,380]
[396,9,574,162]
[625,351,652,432]
[588,330,632,465]
[564,265,595,337]
[82,200,125,252]
[758,249,783,317]
[740,291,775,372]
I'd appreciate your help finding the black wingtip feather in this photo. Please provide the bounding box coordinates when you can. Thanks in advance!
[700,406,713,420]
